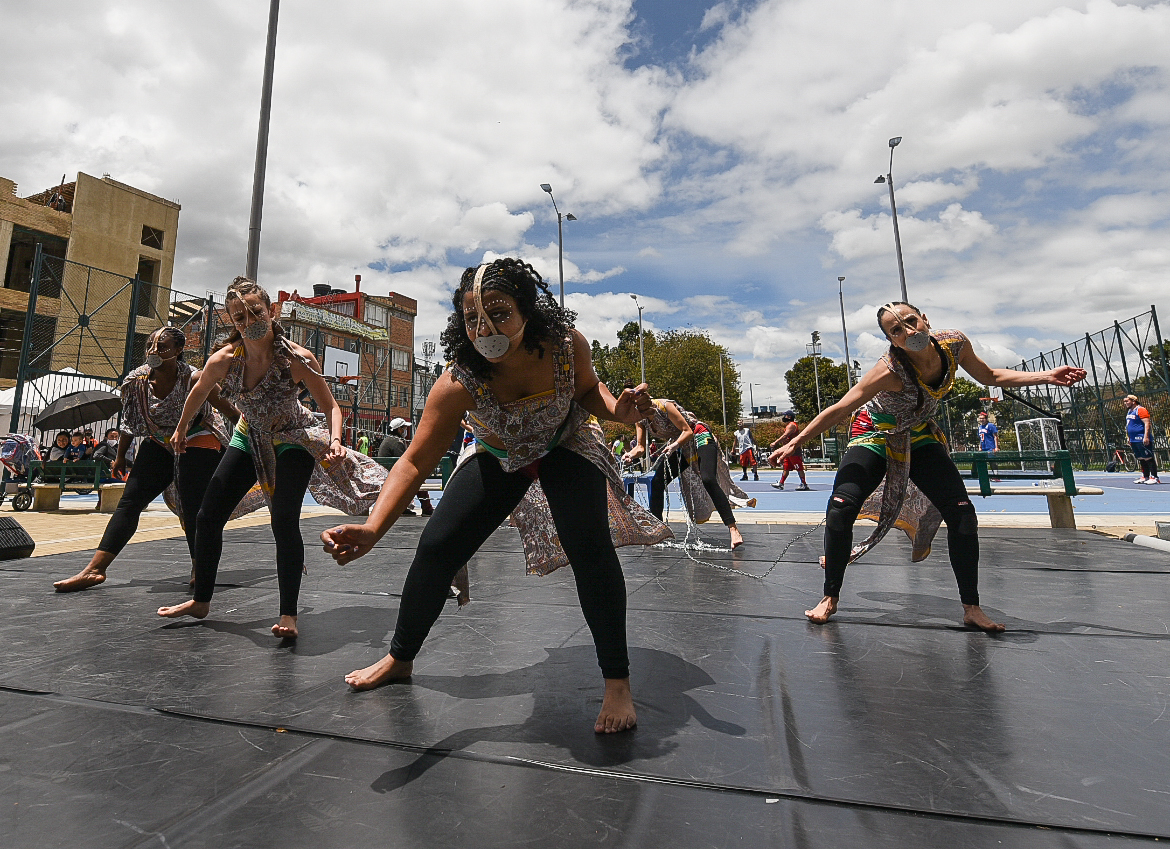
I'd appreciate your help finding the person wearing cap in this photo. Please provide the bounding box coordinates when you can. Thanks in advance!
[377,418,432,514]
[1124,394,1161,484]
[767,412,810,490]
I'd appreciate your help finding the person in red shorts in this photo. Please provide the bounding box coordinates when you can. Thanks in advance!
[767,411,810,490]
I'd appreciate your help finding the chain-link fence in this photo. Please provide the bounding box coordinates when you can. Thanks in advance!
[986,307,1169,470]
[3,245,225,452]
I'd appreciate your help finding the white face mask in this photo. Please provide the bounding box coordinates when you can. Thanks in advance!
[107,438,119,447]
[882,303,931,351]
[144,353,163,369]
[469,264,526,361]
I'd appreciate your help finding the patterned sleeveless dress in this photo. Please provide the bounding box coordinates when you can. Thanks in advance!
[119,361,239,520]
[219,343,386,514]
[451,334,672,577]
[847,329,968,563]
[642,400,753,523]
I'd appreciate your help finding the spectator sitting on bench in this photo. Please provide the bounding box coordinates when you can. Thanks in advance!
[64,431,90,462]
[92,428,125,481]
[48,431,71,462]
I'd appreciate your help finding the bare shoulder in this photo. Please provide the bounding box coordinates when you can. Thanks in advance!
[203,345,237,374]
[285,340,321,369]
[431,370,476,411]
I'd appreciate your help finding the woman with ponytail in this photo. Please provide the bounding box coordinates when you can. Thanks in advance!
[53,326,238,592]
[321,257,670,733]
[773,302,1086,632]
[157,277,386,638]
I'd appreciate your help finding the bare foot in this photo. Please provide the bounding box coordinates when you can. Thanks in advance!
[345,654,413,690]
[818,555,826,570]
[963,604,1005,633]
[596,677,637,733]
[157,600,210,619]
[271,616,298,639]
[53,568,107,593]
[805,595,838,623]
[730,525,744,550]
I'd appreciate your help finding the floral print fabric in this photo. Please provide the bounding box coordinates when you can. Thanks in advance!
[451,335,672,578]
[642,400,752,523]
[849,329,967,563]
[219,343,386,515]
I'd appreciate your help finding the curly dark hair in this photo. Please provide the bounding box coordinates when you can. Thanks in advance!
[876,300,928,412]
[440,258,576,381]
[152,325,187,363]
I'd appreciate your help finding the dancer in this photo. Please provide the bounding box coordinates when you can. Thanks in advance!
[767,411,810,490]
[157,277,386,638]
[623,399,752,549]
[53,327,236,592]
[321,258,670,733]
[774,302,1086,631]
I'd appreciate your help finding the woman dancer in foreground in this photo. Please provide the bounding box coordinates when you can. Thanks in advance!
[53,327,236,592]
[623,400,752,549]
[157,277,386,638]
[321,258,670,733]
[774,302,1086,631]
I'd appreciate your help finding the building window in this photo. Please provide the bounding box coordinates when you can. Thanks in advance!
[141,226,165,249]
[391,348,410,372]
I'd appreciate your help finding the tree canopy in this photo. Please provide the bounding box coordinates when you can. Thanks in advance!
[784,355,849,424]
[591,322,740,428]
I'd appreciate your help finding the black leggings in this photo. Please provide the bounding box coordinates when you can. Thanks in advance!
[390,447,630,679]
[192,446,316,617]
[97,439,221,560]
[824,442,980,605]
[649,440,736,527]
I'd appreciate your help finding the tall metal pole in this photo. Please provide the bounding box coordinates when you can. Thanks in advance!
[718,353,727,431]
[631,298,646,385]
[838,275,853,386]
[245,0,280,281]
[875,138,908,302]
[556,211,564,309]
[808,335,825,457]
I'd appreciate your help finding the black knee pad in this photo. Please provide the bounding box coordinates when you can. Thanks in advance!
[826,491,862,532]
[953,499,978,536]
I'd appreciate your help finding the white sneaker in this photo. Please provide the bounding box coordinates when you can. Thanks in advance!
[771,482,783,489]
[1134,477,1149,484]
[1144,478,1162,485]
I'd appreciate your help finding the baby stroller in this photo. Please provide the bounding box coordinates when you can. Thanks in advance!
[0,434,42,511]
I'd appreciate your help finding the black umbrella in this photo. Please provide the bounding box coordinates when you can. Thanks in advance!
[32,390,123,432]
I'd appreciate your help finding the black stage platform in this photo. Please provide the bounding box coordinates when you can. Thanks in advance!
[1,519,1168,847]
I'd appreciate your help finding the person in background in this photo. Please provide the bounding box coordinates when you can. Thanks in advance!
[734,424,759,481]
[357,430,370,456]
[977,412,998,452]
[768,411,810,491]
[48,431,71,461]
[64,431,89,463]
[377,418,433,515]
[1124,394,1161,484]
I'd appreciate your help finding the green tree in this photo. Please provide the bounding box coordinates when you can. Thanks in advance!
[591,324,740,428]
[784,355,849,424]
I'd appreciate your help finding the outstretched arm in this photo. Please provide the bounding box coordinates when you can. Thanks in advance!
[171,349,233,453]
[288,343,347,463]
[570,329,654,423]
[321,372,472,564]
[774,363,901,460]
[958,341,1086,388]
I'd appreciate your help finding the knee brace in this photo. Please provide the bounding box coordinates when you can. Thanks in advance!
[951,499,978,536]
[826,491,862,533]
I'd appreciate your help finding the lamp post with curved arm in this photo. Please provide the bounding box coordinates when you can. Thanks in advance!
[874,137,908,302]
[540,183,576,308]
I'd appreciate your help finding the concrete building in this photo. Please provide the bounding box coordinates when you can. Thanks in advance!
[0,172,180,387]
[275,276,416,442]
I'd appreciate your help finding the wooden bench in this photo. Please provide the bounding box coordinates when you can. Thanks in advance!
[29,459,117,511]
[950,450,1104,529]
[371,455,455,491]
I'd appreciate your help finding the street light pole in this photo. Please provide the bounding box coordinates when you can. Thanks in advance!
[838,276,854,386]
[540,184,576,308]
[874,136,908,303]
[629,294,646,386]
[718,353,727,431]
[246,0,281,281]
[807,332,826,457]
[747,382,754,418]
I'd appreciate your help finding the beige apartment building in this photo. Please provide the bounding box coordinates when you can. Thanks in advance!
[0,172,180,387]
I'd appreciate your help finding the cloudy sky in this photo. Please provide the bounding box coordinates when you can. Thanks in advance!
[3,0,1168,411]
